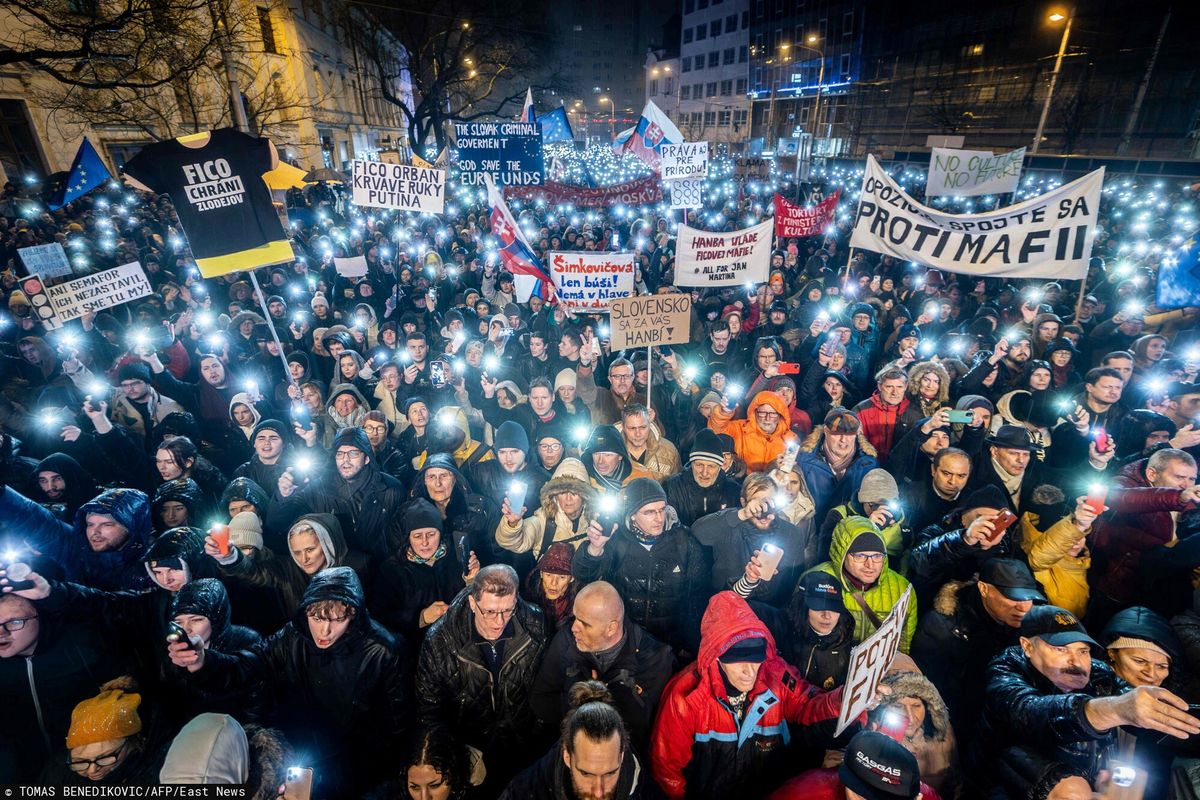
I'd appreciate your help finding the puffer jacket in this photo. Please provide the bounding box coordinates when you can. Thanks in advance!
[819,498,905,563]
[707,390,799,473]
[662,467,743,527]
[193,567,409,797]
[693,507,816,607]
[907,509,1021,611]
[268,437,408,557]
[973,648,1126,798]
[572,517,709,653]
[1089,457,1196,606]
[1021,496,1090,619]
[852,391,912,462]
[219,476,271,519]
[150,477,205,532]
[409,453,499,565]
[807,516,917,651]
[0,486,155,591]
[416,587,549,755]
[775,581,855,692]
[650,592,846,800]
[795,426,880,520]
[496,458,595,557]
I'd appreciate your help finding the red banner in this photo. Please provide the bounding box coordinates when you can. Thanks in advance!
[505,176,663,208]
[774,190,840,238]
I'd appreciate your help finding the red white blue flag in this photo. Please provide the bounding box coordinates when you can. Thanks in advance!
[485,175,554,302]
[614,100,683,171]
[521,88,536,123]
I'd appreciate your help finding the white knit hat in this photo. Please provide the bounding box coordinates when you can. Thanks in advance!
[227,511,264,551]
[1106,636,1171,660]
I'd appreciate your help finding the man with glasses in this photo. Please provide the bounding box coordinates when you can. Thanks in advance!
[417,564,549,791]
[105,361,184,448]
[0,590,126,782]
[581,358,640,426]
[273,426,406,557]
[708,389,798,473]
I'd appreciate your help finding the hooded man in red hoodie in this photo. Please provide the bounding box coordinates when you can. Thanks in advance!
[650,591,849,799]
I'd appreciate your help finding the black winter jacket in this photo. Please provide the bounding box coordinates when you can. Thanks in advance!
[530,620,675,750]
[692,508,813,608]
[572,522,709,653]
[416,589,549,758]
[371,548,469,642]
[907,510,1021,613]
[662,469,742,527]
[499,740,662,800]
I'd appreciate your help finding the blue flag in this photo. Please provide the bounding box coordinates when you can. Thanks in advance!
[50,137,112,210]
[1156,230,1200,310]
[537,107,575,144]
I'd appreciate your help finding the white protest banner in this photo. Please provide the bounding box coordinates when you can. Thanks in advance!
[667,178,703,209]
[351,160,446,213]
[835,586,912,736]
[674,219,773,287]
[609,294,692,350]
[18,243,72,279]
[659,142,709,180]
[927,146,1025,197]
[44,261,152,322]
[850,155,1102,280]
[549,252,635,313]
[333,255,368,278]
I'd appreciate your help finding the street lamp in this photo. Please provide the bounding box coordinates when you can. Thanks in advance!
[794,35,825,141]
[599,95,615,138]
[1032,7,1074,154]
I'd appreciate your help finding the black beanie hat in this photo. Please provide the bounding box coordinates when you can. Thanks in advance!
[622,477,667,514]
[688,429,725,466]
[331,426,371,456]
[402,498,443,534]
[720,636,767,664]
[117,361,153,385]
[962,484,1009,512]
[251,419,289,442]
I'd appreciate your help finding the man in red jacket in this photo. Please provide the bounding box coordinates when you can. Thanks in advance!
[1088,448,1200,628]
[767,730,940,800]
[853,367,912,462]
[650,591,848,799]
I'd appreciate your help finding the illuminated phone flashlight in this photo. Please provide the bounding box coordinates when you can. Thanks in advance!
[1123,301,1144,316]
[398,350,413,364]
[289,284,302,297]
[1025,289,1043,304]
[683,364,698,382]
[58,330,80,349]
[207,332,226,349]
[292,312,307,325]
[1003,328,1022,343]
[816,310,830,322]
[452,331,466,346]
[772,492,790,510]
[242,379,258,394]
[573,424,590,443]
[949,338,966,354]
[484,355,500,372]
[437,411,456,428]
[2,548,20,563]
[40,410,60,428]
[598,494,619,515]
[1146,379,1165,397]
[828,299,846,315]
[918,340,936,356]
[196,310,215,329]
[87,380,108,397]
[293,455,313,474]
[191,284,207,296]
[1057,397,1074,413]
[131,329,151,348]
[598,324,611,337]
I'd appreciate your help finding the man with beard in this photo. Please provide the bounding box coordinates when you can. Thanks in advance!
[662,430,741,527]
[107,361,185,447]
[996,329,1033,391]
[973,604,1200,798]
[29,453,97,519]
[501,682,654,800]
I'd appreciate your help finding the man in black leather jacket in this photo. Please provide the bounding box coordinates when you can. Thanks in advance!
[661,429,742,527]
[973,605,1200,799]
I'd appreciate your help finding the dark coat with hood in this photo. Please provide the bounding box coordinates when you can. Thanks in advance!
[530,619,675,751]
[0,486,155,591]
[765,584,855,692]
[26,452,96,518]
[409,453,500,566]
[662,467,742,528]
[416,587,549,762]
[150,477,204,532]
[500,738,663,800]
[192,567,410,797]
[269,427,406,557]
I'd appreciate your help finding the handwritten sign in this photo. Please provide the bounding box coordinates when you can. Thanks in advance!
[674,219,773,287]
[835,587,912,736]
[45,261,152,321]
[351,160,445,213]
[609,294,692,350]
[18,243,72,279]
[659,142,709,180]
[774,190,840,238]
[333,255,368,278]
[927,146,1025,197]
[549,252,635,313]
[667,178,704,209]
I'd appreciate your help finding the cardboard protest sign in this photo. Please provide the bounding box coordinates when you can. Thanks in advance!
[835,586,912,736]
[333,255,368,278]
[674,219,773,287]
[351,160,446,213]
[506,176,662,207]
[549,252,635,313]
[609,294,692,350]
[668,178,704,209]
[44,261,152,322]
[659,142,709,180]
[453,121,545,187]
[850,155,1102,280]
[927,146,1025,197]
[734,157,769,178]
[774,190,840,238]
[18,243,73,280]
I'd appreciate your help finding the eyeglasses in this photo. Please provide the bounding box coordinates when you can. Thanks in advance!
[476,606,516,621]
[334,451,363,462]
[847,553,886,564]
[67,741,127,772]
[363,425,388,435]
[0,616,36,633]
[538,442,563,452]
[610,372,634,381]
[755,410,781,420]
[118,381,145,389]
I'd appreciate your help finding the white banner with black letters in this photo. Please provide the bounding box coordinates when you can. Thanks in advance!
[674,219,773,287]
[850,155,1102,280]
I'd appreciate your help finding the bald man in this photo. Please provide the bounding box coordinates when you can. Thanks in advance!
[530,581,675,749]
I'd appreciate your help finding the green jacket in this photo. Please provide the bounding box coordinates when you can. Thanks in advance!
[821,500,905,559]
[806,515,918,652]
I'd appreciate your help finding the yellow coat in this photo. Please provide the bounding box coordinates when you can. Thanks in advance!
[1021,513,1091,618]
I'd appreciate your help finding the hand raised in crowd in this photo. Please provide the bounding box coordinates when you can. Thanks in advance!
[809,317,829,338]
[737,496,773,522]
[60,425,82,442]
[585,519,615,557]
[898,346,917,365]
[500,498,526,527]
[743,550,765,584]
[1087,685,1200,739]
[481,375,498,398]
[463,551,480,582]
[1087,439,1115,468]
[140,350,165,373]
[167,639,205,672]
[420,601,450,627]
[1170,423,1200,451]
[278,469,298,498]
[990,338,1010,364]
[287,383,302,400]
[1068,405,1091,434]
[867,506,893,529]
[1071,496,1103,531]
[963,511,1001,548]
[293,421,317,447]
[1179,485,1200,506]
[82,398,112,434]
[403,364,420,385]
[921,407,952,434]
[0,567,51,600]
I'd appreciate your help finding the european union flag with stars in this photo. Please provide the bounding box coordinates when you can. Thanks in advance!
[49,137,111,210]
[537,107,574,144]
[1156,230,1200,310]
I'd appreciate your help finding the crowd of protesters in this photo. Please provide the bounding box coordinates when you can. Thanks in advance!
[1,155,1200,800]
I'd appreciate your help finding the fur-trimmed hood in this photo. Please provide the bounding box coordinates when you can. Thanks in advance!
[879,671,953,742]
[800,424,878,459]
[905,360,951,406]
[538,457,595,517]
[932,579,975,616]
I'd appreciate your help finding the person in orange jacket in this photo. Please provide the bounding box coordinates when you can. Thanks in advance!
[707,390,799,473]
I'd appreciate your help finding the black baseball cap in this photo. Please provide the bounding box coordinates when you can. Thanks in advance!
[978,558,1047,603]
[839,730,920,800]
[798,572,844,613]
[1019,605,1100,649]
[719,636,767,664]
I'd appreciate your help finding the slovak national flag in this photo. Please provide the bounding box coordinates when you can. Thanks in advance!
[485,175,554,302]
[614,100,683,171]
